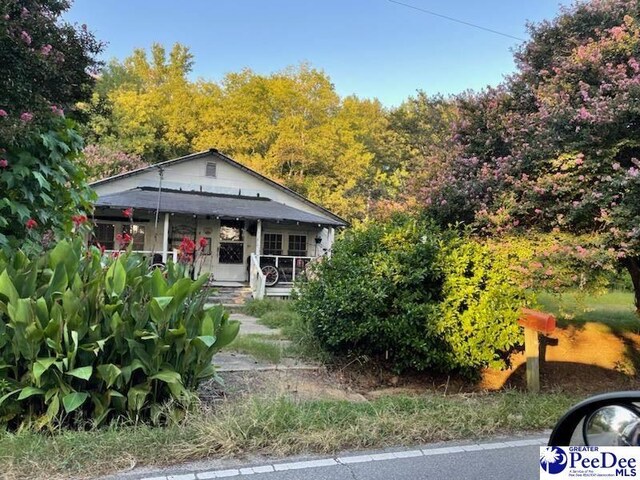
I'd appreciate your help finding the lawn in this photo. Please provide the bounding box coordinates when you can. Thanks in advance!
[536,290,639,333]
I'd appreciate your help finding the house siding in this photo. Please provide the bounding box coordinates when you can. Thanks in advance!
[92,154,336,223]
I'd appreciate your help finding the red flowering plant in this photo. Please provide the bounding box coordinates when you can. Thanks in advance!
[177,236,196,264]
[115,232,133,250]
[176,236,211,279]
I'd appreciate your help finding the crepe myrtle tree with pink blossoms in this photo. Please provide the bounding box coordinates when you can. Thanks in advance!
[0,0,103,144]
[0,0,101,251]
[414,0,640,312]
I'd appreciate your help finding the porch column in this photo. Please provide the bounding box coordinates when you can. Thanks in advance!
[255,219,262,256]
[162,212,170,262]
[328,227,335,257]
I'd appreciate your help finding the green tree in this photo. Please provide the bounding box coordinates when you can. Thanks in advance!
[84,43,200,160]
[89,52,393,221]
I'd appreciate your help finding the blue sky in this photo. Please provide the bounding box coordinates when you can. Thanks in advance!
[65,0,570,107]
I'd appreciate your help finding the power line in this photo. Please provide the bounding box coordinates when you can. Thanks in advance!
[386,0,526,42]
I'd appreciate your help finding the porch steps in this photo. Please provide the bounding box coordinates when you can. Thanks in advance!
[206,285,253,307]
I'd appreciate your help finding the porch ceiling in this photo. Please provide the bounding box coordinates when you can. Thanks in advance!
[95,187,346,227]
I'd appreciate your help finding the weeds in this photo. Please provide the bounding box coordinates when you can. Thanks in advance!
[0,391,580,480]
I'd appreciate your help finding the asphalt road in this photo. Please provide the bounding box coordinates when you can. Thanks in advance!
[112,435,547,480]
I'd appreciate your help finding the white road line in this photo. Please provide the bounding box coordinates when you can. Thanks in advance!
[140,437,548,480]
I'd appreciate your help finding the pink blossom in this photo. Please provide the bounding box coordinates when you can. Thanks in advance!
[20,112,33,122]
[534,208,543,214]
[612,162,621,171]
[50,105,63,116]
[0,159,7,168]
[40,44,52,56]
[440,199,447,206]
[20,31,31,45]
[629,58,640,72]
[610,25,626,40]
[576,107,593,122]
[575,157,584,166]
[628,167,639,178]
[0,109,6,118]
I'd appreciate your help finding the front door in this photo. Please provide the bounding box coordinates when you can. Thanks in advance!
[215,219,246,281]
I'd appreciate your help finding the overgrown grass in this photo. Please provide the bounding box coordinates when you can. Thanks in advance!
[225,334,286,363]
[242,299,330,362]
[243,298,293,318]
[537,290,639,333]
[0,391,581,480]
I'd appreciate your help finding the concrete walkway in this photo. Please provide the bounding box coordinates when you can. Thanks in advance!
[216,313,317,372]
[228,313,281,336]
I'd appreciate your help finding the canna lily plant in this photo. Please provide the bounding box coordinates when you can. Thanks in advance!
[0,237,239,428]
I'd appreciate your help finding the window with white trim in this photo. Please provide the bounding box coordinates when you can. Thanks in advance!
[288,234,307,256]
[263,233,282,256]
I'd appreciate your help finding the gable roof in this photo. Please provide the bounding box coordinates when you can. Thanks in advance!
[96,187,345,227]
[90,149,348,226]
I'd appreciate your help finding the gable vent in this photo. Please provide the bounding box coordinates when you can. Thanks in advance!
[205,162,217,178]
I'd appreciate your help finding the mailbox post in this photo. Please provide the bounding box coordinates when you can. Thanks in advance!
[518,308,556,393]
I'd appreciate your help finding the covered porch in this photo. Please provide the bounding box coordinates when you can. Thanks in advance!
[94,187,340,299]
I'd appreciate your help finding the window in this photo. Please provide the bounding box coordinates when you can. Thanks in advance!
[93,223,115,250]
[219,219,244,264]
[122,224,146,250]
[288,235,307,256]
[263,233,282,256]
[205,162,217,178]
[220,220,243,241]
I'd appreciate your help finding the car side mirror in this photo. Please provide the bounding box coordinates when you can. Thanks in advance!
[549,391,640,446]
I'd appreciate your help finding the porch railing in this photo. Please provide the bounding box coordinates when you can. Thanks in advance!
[249,253,266,299]
[258,254,314,284]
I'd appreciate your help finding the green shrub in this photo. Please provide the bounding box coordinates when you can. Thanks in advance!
[295,216,526,375]
[0,238,239,428]
[436,238,528,371]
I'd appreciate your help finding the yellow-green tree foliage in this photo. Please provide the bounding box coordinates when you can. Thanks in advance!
[85,43,393,221]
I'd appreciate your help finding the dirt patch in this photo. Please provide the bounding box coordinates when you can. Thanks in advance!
[202,322,640,402]
[200,368,369,403]
[481,322,640,392]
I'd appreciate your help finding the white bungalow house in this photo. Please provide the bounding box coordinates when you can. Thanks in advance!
[90,149,347,299]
